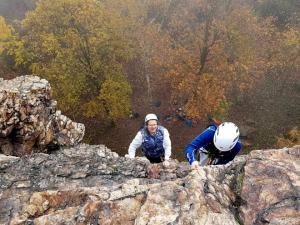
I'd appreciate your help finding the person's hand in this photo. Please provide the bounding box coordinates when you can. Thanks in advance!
[191,161,200,170]
[163,160,170,167]
[125,154,134,159]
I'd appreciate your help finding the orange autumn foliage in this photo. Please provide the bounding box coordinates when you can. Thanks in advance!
[141,0,287,120]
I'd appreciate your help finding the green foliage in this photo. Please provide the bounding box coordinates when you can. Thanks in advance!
[212,99,232,121]
[82,74,132,121]
[98,76,132,120]
[0,16,12,54]
[7,0,134,121]
[2,0,299,127]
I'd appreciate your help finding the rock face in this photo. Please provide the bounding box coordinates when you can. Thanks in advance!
[0,144,299,225]
[240,147,300,225]
[0,75,85,156]
[0,75,299,224]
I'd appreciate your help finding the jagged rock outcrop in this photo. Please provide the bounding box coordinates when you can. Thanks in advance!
[0,144,299,225]
[0,75,85,156]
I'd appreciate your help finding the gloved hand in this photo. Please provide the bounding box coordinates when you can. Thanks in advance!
[191,161,200,170]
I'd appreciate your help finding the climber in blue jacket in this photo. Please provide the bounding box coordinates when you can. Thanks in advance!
[185,122,242,169]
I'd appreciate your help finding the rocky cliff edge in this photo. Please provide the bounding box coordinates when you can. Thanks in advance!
[0,76,299,225]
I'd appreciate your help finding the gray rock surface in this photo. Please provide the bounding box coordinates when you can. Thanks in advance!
[240,146,300,225]
[1,144,299,225]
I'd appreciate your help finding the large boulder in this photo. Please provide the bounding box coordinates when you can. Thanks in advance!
[0,144,299,225]
[240,146,300,225]
[0,75,85,156]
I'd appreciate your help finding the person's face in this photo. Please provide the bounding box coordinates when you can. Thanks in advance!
[147,120,158,134]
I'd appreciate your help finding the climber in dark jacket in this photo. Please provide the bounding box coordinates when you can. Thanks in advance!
[185,122,242,169]
[127,113,171,166]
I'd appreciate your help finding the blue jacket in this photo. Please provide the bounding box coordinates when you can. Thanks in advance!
[141,125,165,158]
[185,124,242,165]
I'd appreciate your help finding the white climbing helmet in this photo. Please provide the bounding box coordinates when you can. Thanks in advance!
[213,122,240,152]
[145,113,158,123]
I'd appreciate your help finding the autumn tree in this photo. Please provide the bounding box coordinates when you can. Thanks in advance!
[253,0,300,28]
[4,0,298,123]
[101,0,174,105]
[6,0,134,121]
[139,0,282,120]
[0,16,12,55]
[276,127,300,148]
[246,0,300,100]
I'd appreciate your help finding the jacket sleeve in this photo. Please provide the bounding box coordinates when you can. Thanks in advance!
[128,131,143,158]
[163,128,171,160]
[184,126,215,165]
[216,141,242,165]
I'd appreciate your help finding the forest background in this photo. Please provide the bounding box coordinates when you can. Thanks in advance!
[0,0,299,160]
